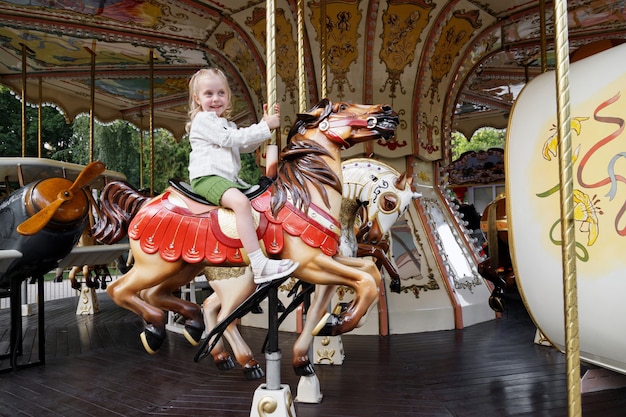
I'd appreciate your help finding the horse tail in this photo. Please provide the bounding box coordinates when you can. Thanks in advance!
[92,181,150,244]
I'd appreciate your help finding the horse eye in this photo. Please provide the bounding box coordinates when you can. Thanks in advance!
[379,193,398,213]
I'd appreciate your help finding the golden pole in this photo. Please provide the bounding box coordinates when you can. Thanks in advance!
[264,0,279,179]
[85,45,96,163]
[540,0,548,73]
[19,43,34,157]
[37,78,42,157]
[84,45,97,163]
[266,0,277,146]
[149,48,155,196]
[320,0,327,100]
[139,113,144,190]
[553,0,581,416]
[297,0,306,112]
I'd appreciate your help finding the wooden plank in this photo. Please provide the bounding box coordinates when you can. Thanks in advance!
[1,293,626,416]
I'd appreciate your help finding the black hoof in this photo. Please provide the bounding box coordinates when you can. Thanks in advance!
[489,295,504,313]
[140,324,165,354]
[488,287,505,313]
[294,362,315,376]
[251,303,263,314]
[243,363,265,380]
[389,278,401,293]
[54,274,64,283]
[183,323,205,346]
[312,312,343,336]
[215,355,236,371]
[332,302,350,315]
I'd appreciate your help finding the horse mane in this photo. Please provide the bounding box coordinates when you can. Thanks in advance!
[271,138,342,218]
[271,99,342,217]
[92,181,150,244]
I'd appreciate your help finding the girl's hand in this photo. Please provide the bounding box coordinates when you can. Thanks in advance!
[263,103,281,130]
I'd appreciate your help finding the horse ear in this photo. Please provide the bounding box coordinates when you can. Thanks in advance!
[297,111,320,124]
[296,99,332,124]
[395,172,408,189]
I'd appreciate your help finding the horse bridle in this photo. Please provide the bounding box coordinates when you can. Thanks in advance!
[318,115,380,149]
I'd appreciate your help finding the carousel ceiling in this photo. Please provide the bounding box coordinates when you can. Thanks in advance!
[0,0,624,161]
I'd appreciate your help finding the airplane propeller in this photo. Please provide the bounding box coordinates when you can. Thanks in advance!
[17,161,106,236]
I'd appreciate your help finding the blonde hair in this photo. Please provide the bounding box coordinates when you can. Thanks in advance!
[185,68,233,133]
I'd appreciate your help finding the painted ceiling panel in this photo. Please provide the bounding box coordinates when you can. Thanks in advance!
[0,0,623,159]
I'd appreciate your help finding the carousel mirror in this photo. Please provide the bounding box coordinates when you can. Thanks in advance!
[421,198,483,292]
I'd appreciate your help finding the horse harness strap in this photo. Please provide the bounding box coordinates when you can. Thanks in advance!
[319,115,377,148]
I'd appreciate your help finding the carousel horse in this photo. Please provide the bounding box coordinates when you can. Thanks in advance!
[66,206,114,290]
[198,158,419,379]
[477,194,514,312]
[93,100,399,372]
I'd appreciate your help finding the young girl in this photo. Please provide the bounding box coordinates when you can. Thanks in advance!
[186,68,298,284]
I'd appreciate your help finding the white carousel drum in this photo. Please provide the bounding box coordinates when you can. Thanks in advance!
[507,42,626,374]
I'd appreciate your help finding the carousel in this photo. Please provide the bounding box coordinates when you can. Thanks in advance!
[1,0,626,415]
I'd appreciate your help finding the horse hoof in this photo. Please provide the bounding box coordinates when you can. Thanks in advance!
[140,324,165,354]
[243,360,264,380]
[183,324,205,346]
[312,312,343,336]
[214,352,236,371]
[71,281,81,290]
[293,362,315,376]
[389,278,401,293]
[251,303,263,314]
[489,295,504,313]
[54,274,64,283]
[332,302,350,315]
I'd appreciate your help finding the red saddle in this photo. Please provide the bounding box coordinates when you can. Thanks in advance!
[128,187,340,265]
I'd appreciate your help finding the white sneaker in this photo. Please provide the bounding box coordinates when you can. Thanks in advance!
[253,259,299,284]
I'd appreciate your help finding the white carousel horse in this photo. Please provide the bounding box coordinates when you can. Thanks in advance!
[92,100,399,375]
[199,158,419,379]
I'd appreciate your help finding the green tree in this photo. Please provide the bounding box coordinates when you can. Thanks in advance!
[139,129,191,193]
[0,87,24,156]
[452,127,506,161]
[68,116,141,186]
[0,86,72,158]
[69,116,190,192]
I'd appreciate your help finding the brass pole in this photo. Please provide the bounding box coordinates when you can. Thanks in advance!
[320,0,327,99]
[19,43,33,157]
[38,77,42,157]
[540,0,548,73]
[297,0,306,112]
[139,114,144,190]
[553,0,581,416]
[149,49,155,196]
[266,0,277,147]
[85,45,96,163]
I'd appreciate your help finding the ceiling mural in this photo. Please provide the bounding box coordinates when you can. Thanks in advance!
[0,0,624,165]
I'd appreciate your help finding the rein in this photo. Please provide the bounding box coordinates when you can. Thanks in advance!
[318,116,379,148]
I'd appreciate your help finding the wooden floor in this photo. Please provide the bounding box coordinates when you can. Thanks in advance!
[1,288,626,417]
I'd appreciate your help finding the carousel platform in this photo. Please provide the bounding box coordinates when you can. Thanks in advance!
[0,287,625,416]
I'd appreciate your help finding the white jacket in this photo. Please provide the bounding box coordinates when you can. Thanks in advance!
[188,111,270,185]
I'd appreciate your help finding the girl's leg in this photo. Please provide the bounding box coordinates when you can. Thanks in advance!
[221,188,298,283]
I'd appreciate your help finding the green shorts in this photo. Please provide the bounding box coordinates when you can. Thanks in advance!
[191,175,247,205]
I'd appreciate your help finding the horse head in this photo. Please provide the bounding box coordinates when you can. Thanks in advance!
[287,99,398,149]
[275,100,398,218]
[341,159,420,247]
[358,171,420,245]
